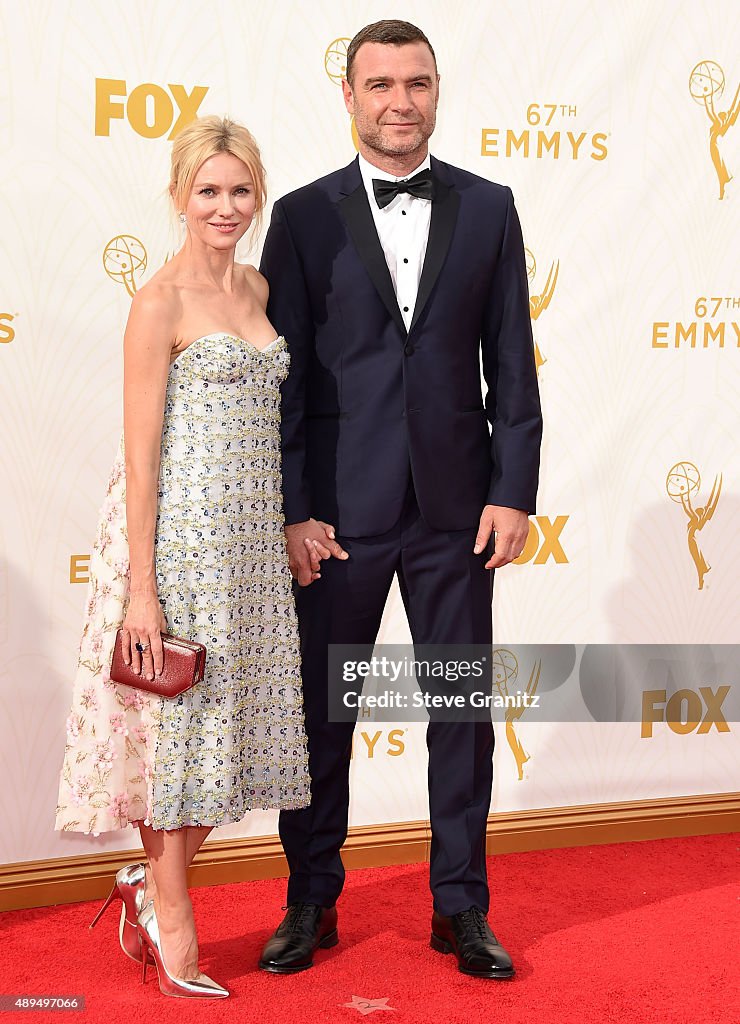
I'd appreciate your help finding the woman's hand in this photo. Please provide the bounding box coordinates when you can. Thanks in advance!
[121,590,167,680]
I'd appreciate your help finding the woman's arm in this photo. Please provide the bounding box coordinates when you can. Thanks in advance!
[122,286,176,680]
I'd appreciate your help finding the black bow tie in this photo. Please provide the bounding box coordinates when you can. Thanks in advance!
[372,169,434,209]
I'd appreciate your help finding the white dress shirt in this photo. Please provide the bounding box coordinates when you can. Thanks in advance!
[358,153,433,331]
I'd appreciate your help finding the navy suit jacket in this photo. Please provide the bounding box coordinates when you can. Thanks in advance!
[260,156,542,537]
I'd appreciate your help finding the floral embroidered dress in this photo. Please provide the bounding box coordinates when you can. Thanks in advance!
[56,334,311,834]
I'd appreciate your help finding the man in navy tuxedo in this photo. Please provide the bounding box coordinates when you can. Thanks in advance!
[259,19,542,979]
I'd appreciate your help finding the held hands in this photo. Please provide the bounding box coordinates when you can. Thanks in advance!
[121,589,168,681]
[474,504,530,569]
[285,518,349,586]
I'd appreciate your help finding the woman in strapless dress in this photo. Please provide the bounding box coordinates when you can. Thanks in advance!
[55,116,330,999]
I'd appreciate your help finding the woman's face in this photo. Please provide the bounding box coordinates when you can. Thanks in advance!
[183,152,256,250]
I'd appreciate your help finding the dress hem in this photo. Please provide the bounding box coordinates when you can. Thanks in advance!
[55,796,312,836]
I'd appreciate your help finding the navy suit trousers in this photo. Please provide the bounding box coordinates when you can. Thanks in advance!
[279,483,495,915]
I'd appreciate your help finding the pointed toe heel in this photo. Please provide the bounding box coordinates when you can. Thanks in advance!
[137,901,229,999]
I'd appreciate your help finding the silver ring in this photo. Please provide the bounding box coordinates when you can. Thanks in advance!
[135,641,150,653]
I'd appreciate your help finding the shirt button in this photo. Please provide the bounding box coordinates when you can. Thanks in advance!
[403,258,409,263]
[403,306,409,312]
[401,210,407,216]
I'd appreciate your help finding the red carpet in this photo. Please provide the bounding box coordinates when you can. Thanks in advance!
[2,834,739,1024]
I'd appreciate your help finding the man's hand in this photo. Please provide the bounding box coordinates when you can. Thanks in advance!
[474,504,530,569]
[285,518,349,586]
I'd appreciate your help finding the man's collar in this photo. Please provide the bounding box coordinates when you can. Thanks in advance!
[358,152,432,191]
[336,155,447,199]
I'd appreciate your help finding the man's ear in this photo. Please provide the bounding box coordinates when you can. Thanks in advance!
[341,78,355,115]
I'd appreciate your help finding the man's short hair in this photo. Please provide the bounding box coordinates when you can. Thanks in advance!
[346,19,437,86]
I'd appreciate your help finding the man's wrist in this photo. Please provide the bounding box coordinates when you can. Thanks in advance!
[285,517,312,531]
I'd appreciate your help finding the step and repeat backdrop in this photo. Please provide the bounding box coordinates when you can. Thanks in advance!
[0,0,738,865]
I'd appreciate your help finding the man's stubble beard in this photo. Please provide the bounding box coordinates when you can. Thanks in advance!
[354,115,436,160]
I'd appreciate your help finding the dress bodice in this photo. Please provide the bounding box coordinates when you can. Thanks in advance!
[167,332,288,386]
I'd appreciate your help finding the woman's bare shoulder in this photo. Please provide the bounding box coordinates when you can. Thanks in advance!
[128,269,182,329]
[240,263,269,308]
[124,278,182,363]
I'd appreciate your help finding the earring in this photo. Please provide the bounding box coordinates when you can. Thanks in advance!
[179,212,186,223]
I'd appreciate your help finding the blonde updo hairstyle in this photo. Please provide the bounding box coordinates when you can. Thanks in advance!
[170,115,266,237]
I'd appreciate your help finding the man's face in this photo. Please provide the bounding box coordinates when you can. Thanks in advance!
[342,41,439,161]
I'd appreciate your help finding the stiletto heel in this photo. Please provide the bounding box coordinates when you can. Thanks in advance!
[136,901,229,999]
[89,883,118,929]
[89,863,147,962]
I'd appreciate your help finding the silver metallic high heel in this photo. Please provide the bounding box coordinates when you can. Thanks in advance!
[137,900,229,999]
[89,863,147,962]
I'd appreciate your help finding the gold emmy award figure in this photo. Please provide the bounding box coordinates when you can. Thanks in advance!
[492,649,541,780]
[690,61,740,199]
[525,248,559,372]
[666,462,722,590]
[324,37,360,151]
[103,235,148,297]
[324,37,349,83]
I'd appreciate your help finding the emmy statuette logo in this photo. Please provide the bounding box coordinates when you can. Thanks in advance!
[324,38,359,151]
[525,247,559,373]
[666,462,722,591]
[325,37,349,84]
[95,79,208,139]
[689,61,739,199]
[103,236,148,297]
[492,649,541,780]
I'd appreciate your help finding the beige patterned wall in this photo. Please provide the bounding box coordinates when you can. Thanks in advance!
[0,0,738,866]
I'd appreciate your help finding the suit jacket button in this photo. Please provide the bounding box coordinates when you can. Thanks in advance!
[404,343,414,356]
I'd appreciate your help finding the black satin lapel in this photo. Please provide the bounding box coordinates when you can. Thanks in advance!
[410,181,460,332]
[339,185,406,337]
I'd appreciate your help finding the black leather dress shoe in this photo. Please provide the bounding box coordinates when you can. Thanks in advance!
[259,903,339,973]
[431,908,515,978]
